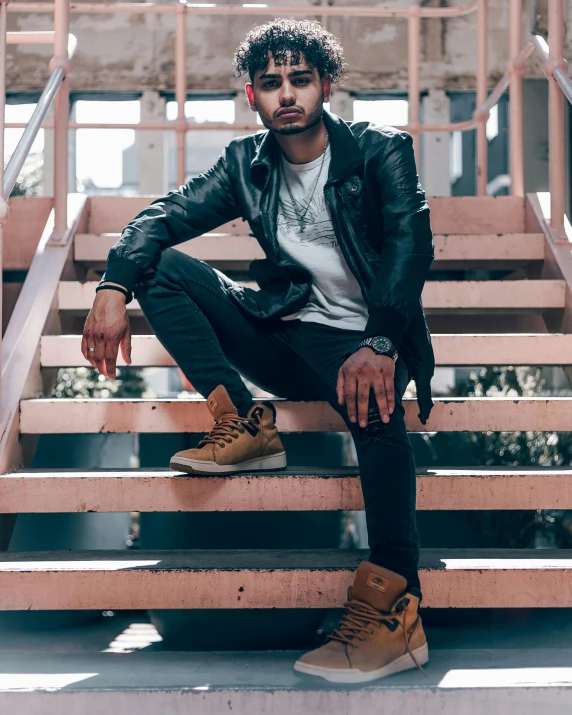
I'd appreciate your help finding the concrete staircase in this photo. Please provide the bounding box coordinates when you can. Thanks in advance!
[3,193,572,711]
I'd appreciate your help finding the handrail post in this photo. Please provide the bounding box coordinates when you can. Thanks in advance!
[407,5,421,173]
[475,0,488,195]
[509,0,524,197]
[50,0,70,241]
[0,0,9,425]
[548,0,565,237]
[175,2,187,187]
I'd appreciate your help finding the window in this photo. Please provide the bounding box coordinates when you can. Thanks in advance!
[353,99,408,126]
[75,100,140,194]
[166,99,236,186]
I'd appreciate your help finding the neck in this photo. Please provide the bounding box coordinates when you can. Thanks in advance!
[274,119,328,165]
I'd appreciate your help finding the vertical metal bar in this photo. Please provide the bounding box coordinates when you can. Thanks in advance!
[175,2,187,186]
[548,0,565,235]
[407,7,421,170]
[0,0,8,423]
[476,0,488,196]
[509,0,524,196]
[52,0,70,237]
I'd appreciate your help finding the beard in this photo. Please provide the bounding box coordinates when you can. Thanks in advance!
[260,98,324,136]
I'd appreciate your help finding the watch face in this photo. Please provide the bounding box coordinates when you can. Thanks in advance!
[371,336,393,353]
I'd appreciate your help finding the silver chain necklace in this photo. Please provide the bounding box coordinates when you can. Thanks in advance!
[279,134,329,233]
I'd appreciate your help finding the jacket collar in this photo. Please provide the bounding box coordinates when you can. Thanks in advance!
[250,110,365,183]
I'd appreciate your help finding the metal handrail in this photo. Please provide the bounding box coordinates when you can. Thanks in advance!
[3,66,64,199]
[531,34,572,105]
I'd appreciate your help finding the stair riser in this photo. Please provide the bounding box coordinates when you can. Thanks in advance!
[40,334,572,368]
[57,280,566,313]
[19,398,572,433]
[0,689,563,714]
[1,567,571,609]
[3,474,572,512]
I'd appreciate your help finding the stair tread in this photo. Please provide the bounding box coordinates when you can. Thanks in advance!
[2,646,572,700]
[41,332,572,367]
[3,548,570,609]
[3,466,572,512]
[2,547,571,569]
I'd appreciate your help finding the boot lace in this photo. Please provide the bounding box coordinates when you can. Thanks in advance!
[327,595,427,674]
[198,412,258,448]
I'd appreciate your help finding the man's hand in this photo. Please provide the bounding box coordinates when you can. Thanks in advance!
[81,290,132,379]
[337,347,395,429]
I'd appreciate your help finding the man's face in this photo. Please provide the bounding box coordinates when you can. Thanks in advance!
[245,53,331,136]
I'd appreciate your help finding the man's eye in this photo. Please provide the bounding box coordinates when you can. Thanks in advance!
[263,82,277,88]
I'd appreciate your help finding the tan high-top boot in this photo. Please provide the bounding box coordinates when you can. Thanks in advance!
[294,561,428,683]
[170,384,287,475]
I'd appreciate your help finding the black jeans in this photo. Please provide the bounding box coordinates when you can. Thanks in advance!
[134,248,421,596]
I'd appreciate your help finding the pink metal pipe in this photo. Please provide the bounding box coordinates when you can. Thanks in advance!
[475,0,488,196]
[7,31,54,44]
[5,119,478,133]
[51,0,70,239]
[175,2,187,187]
[9,1,479,19]
[509,0,524,197]
[407,7,421,169]
[548,0,565,237]
[0,1,9,424]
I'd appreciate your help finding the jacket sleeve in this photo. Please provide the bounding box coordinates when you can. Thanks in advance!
[362,131,434,348]
[102,145,241,293]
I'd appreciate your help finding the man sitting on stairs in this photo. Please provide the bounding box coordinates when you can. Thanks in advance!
[82,18,435,684]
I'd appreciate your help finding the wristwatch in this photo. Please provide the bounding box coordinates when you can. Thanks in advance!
[359,336,398,362]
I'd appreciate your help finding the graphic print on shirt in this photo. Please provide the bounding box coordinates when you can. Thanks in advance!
[277,192,339,249]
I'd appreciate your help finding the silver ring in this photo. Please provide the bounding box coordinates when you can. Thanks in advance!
[87,347,96,352]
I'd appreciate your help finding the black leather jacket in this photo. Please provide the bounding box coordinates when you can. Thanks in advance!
[103,110,435,424]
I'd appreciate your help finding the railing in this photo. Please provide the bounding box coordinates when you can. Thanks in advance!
[0,1,570,387]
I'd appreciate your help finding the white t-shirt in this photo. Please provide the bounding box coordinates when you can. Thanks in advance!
[277,144,369,331]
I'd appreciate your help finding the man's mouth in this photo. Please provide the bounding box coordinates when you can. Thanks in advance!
[277,109,302,119]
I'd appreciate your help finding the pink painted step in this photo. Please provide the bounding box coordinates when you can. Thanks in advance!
[3,467,572,513]
[19,396,572,434]
[57,280,566,313]
[73,232,545,271]
[0,548,571,610]
[86,195,528,235]
[40,333,572,368]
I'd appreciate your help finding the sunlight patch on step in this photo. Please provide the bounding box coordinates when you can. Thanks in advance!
[0,673,98,692]
[102,622,163,654]
[0,560,161,571]
[440,559,572,570]
[439,667,572,688]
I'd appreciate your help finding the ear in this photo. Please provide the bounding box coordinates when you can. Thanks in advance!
[322,75,332,104]
[245,84,257,111]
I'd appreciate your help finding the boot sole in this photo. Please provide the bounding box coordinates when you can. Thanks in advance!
[293,642,429,684]
[170,451,287,475]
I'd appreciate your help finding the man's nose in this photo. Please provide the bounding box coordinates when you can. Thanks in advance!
[279,81,296,104]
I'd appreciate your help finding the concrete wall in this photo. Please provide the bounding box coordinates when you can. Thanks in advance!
[6,0,571,93]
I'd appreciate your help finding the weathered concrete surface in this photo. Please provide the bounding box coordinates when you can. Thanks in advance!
[2,612,572,713]
[6,0,572,93]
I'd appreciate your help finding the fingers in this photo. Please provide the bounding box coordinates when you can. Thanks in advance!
[120,321,132,366]
[104,339,120,380]
[384,369,395,421]
[357,378,371,428]
[344,375,358,425]
[82,327,98,371]
[336,368,345,406]
[93,334,108,378]
[373,377,389,425]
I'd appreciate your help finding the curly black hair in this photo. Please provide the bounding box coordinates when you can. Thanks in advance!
[233,18,347,84]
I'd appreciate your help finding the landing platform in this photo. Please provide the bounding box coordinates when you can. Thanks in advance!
[1,610,572,713]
